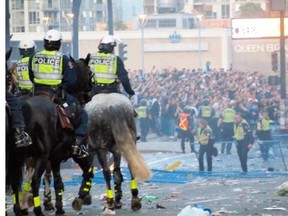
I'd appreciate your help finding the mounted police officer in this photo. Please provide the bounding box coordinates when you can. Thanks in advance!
[88,35,135,98]
[15,39,36,96]
[28,29,88,158]
[6,49,32,148]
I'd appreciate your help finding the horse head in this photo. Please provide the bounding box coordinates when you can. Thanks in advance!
[69,54,93,94]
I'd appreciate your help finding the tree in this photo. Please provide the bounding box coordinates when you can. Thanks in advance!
[238,3,265,18]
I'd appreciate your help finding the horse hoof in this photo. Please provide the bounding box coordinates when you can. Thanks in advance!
[44,202,55,211]
[72,197,84,211]
[131,197,142,211]
[114,200,122,209]
[83,194,92,205]
[20,209,29,215]
[102,207,115,215]
[55,209,66,216]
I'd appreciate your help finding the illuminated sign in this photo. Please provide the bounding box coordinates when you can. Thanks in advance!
[231,18,288,39]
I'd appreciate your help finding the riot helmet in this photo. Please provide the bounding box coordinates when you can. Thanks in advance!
[98,35,121,54]
[18,39,36,56]
[43,29,62,51]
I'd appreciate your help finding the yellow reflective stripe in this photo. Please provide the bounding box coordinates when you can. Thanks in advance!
[58,190,64,195]
[107,189,114,199]
[34,196,41,207]
[86,181,91,186]
[24,182,31,192]
[89,167,93,173]
[83,188,89,192]
[130,179,137,189]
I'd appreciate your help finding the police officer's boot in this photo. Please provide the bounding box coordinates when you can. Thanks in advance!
[71,136,89,158]
[15,128,32,148]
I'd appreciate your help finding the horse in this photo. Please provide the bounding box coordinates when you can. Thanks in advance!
[6,47,31,216]
[85,92,152,214]
[6,54,95,216]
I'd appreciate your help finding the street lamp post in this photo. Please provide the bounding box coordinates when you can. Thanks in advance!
[64,13,74,56]
[196,14,203,71]
[138,14,147,76]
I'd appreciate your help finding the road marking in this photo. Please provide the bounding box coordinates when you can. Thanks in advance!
[185,196,230,205]
[146,154,194,166]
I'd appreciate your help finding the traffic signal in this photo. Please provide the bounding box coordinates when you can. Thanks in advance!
[118,43,127,62]
[271,52,278,72]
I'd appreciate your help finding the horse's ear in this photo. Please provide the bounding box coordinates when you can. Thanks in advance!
[69,55,75,63]
[6,48,12,61]
[84,53,90,66]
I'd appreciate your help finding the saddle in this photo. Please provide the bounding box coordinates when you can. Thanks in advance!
[36,92,73,130]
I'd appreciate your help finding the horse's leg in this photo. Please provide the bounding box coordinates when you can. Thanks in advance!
[43,161,54,211]
[31,159,46,216]
[128,165,142,211]
[72,156,94,211]
[50,161,65,216]
[20,161,34,214]
[111,151,123,209]
[97,150,115,214]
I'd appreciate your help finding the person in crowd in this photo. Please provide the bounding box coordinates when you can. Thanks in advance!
[28,29,88,158]
[136,99,150,142]
[218,102,235,155]
[15,39,36,96]
[198,98,215,126]
[234,112,254,173]
[256,108,272,162]
[178,106,196,153]
[197,118,217,172]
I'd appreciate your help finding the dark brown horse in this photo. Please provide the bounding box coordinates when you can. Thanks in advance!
[6,53,95,216]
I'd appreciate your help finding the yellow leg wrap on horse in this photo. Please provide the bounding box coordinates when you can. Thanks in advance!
[13,192,23,204]
[24,182,31,192]
[130,179,137,189]
[34,196,41,207]
[107,189,114,199]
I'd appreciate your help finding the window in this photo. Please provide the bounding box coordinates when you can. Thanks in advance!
[158,19,176,28]
[145,19,156,28]
[221,4,230,18]
[29,12,40,24]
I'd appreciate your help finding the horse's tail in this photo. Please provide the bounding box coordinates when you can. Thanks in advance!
[109,107,151,181]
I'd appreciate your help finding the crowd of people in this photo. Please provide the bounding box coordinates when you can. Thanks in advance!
[129,67,282,172]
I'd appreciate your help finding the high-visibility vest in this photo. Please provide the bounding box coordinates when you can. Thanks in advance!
[197,126,212,145]
[178,113,190,131]
[222,108,235,123]
[137,106,147,118]
[234,120,249,141]
[258,118,270,131]
[32,50,63,85]
[16,56,33,90]
[201,106,212,118]
[89,52,117,84]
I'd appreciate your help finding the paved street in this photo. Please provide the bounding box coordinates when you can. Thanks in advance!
[6,133,288,216]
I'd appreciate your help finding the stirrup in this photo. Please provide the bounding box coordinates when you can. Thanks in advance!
[15,131,32,148]
[72,145,88,158]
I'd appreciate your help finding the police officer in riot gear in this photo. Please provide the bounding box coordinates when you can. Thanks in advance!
[88,35,135,97]
[28,29,88,158]
[15,39,36,95]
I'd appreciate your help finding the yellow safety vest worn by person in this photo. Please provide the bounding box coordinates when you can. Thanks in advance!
[197,125,213,145]
[31,50,63,85]
[178,113,190,131]
[222,108,235,123]
[234,119,249,141]
[89,52,117,84]
[257,117,270,131]
[16,56,33,90]
[201,106,212,118]
[137,106,148,118]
